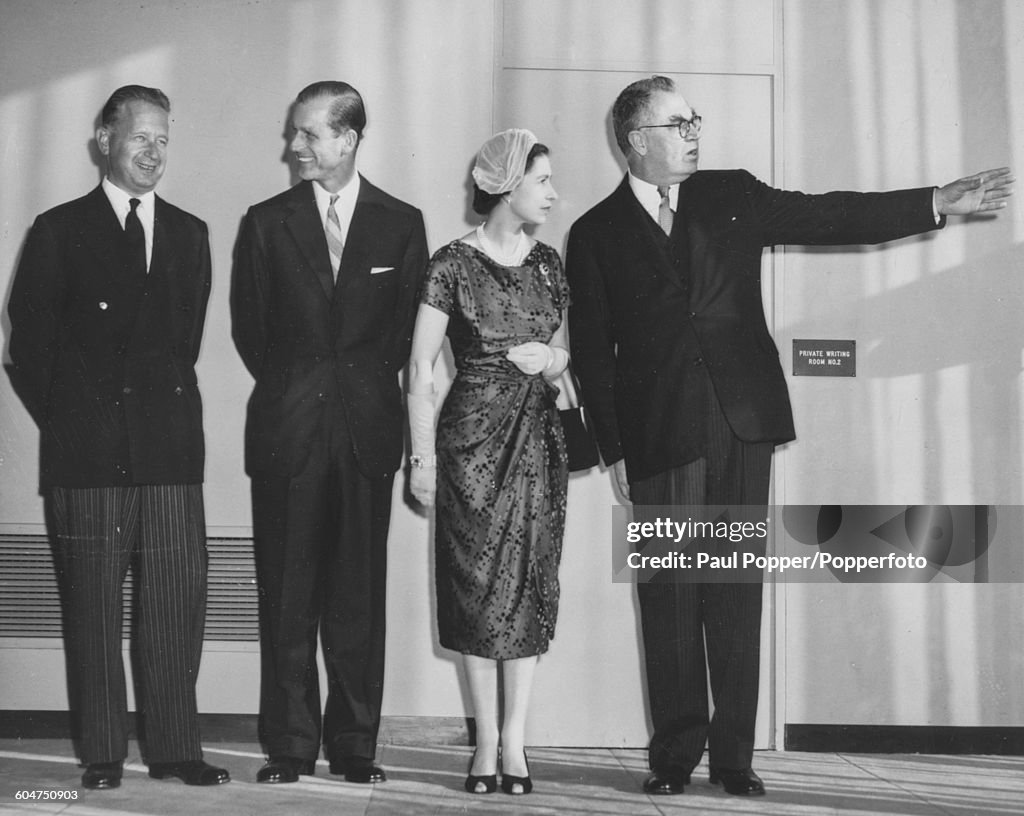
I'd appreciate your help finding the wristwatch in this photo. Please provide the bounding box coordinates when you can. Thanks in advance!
[409,454,436,469]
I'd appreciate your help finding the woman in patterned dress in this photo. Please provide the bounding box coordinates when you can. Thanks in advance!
[407,130,568,796]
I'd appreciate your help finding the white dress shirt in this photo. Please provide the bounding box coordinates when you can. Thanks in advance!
[628,171,678,225]
[313,174,361,246]
[102,177,155,272]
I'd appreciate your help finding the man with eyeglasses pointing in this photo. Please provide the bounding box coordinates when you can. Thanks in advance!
[565,75,1012,798]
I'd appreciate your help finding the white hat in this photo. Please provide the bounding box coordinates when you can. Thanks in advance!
[471,128,538,195]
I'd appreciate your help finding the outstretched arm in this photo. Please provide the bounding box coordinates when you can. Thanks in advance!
[935,167,1014,216]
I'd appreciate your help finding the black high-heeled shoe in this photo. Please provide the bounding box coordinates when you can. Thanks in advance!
[500,752,532,795]
[464,773,498,794]
[465,751,497,794]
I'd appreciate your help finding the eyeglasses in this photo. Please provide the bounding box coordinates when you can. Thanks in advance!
[637,113,703,139]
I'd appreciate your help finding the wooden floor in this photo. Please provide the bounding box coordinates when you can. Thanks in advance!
[2,739,1023,815]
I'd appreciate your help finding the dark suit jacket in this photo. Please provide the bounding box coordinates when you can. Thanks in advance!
[8,186,211,489]
[566,170,943,483]
[231,177,428,479]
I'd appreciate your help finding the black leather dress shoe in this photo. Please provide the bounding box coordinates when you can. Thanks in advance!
[256,756,316,783]
[82,761,123,790]
[709,767,765,796]
[329,758,387,783]
[642,770,689,795]
[148,759,230,786]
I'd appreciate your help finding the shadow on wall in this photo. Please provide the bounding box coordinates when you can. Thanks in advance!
[787,238,1023,378]
[782,236,1024,727]
[784,236,1024,502]
[862,242,1023,379]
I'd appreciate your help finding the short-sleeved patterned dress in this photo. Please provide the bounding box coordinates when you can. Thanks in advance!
[421,239,569,660]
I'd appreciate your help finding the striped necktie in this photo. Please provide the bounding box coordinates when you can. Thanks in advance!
[657,186,674,236]
[325,194,344,281]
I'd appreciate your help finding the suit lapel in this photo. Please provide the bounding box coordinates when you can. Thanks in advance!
[611,177,688,295]
[335,176,381,295]
[676,177,714,291]
[284,182,335,301]
[80,186,129,276]
[151,196,177,282]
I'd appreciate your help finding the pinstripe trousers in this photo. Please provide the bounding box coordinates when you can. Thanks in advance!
[47,484,208,765]
[631,386,773,776]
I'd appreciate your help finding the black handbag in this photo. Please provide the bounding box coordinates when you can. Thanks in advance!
[556,368,599,472]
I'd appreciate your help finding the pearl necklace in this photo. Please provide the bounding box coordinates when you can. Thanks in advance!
[476,223,529,267]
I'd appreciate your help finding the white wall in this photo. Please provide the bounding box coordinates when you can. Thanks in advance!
[776,0,1024,728]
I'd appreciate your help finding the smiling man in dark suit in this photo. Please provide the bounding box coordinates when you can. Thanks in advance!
[566,75,1012,797]
[232,81,428,786]
[8,85,228,790]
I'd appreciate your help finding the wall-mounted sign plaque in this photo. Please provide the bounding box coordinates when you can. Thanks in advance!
[793,339,856,377]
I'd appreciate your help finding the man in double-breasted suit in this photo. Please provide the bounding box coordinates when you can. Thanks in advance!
[231,81,428,785]
[7,85,229,790]
[566,75,1012,797]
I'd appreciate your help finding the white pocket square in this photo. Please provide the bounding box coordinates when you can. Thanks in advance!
[370,266,394,274]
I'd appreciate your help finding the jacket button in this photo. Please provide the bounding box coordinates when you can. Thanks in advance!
[123,386,132,394]
[694,357,704,366]
[174,386,183,395]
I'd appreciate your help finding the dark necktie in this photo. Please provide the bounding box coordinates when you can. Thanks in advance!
[657,185,674,236]
[125,197,146,274]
